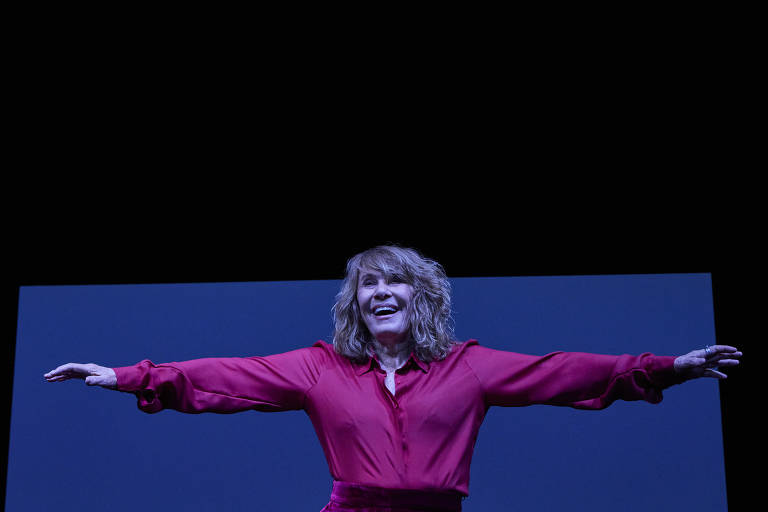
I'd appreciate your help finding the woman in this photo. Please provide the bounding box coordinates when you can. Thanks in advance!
[44,245,742,512]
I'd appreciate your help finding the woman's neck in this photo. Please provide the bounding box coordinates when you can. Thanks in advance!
[372,337,414,372]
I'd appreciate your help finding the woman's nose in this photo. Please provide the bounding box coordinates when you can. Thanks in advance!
[374,280,391,297]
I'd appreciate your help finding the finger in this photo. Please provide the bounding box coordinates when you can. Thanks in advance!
[46,369,86,380]
[45,363,88,377]
[45,370,86,381]
[717,350,742,357]
[699,346,740,361]
[44,371,75,381]
[709,352,742,362]
[704,368,728,379]
[710,345,740,354]
[44,364,74,377]
[45,374,72,381]
[701,354,742,368]
[712,359,740,367]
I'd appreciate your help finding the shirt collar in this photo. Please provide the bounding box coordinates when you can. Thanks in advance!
[356,350,429,376]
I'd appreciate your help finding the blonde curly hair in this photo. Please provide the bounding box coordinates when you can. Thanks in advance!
[332,245,457,363]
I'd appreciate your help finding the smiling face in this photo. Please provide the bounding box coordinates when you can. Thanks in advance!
[356,268,415,346]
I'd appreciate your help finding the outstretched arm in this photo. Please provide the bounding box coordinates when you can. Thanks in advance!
[461,340,743,410]
[43,342,332,414]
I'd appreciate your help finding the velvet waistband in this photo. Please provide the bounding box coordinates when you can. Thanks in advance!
[325,481,463,512]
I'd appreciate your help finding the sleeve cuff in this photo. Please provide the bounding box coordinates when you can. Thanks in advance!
[647,355,689,388]
[113,363,147,392]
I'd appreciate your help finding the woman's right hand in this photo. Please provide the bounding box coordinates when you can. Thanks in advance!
[44,363,117,389]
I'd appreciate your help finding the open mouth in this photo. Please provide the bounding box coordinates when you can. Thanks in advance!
[373,305,399,317]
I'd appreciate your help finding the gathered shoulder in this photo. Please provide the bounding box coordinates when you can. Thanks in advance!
[311,339,335,351]
[443,339,481,360]
[451,339,480,353]
[310,340,338,360]
[311,339,360,368]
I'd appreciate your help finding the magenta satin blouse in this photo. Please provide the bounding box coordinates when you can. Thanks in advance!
[113,339,686,496]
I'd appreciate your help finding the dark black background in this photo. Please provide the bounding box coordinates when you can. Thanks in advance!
[4,17,757,508]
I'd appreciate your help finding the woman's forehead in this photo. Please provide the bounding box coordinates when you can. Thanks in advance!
[357,267,391,279]
[356,263,408,280]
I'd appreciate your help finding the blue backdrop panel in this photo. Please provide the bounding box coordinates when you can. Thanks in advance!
[8,274,725,511]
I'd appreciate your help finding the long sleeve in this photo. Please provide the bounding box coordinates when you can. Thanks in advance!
[113,342,329,414]
[461,340,689,410]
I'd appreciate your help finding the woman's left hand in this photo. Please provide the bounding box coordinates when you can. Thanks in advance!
[674,345,742,379]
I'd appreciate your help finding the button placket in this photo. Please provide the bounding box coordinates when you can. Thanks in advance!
[396,371,409,475]
[378,369,398,408]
